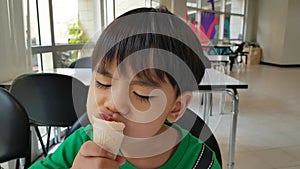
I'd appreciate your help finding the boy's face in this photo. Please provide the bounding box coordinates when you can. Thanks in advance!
[87,62,182,138]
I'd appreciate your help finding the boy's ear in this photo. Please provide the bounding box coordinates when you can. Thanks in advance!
[167,91,192,122]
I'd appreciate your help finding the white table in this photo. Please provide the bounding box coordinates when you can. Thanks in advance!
[207,55,230,63]
[207,55,231,74]
[200,69,247,169]
[41,68,92,86]
[202,44,233,55]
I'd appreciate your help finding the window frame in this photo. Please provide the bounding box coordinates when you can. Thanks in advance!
[30,0,98,71]
[186,0,247,42]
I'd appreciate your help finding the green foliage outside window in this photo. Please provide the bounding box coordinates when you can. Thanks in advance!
[63,21,89,66]
[68,21,89,44]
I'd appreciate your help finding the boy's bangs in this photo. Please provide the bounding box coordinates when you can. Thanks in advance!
[98,46,167,87]
[93,33,202,94]
[134,69,166,86]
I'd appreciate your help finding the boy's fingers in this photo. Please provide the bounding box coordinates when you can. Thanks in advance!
[116,155,126,165]
[79,141,114,159]
[90,157,121,169]
[73,155,121,169]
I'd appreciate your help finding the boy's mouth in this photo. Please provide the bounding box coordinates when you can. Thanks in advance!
[100,113,114,121]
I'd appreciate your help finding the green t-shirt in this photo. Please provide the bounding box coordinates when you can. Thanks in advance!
[29,124,221,169]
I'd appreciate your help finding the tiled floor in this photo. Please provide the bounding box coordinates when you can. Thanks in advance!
[189,64,300,169]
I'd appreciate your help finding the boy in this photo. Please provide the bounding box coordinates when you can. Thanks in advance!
[30,7,221,169]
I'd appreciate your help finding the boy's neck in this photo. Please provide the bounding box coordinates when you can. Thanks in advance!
[125,144,179,169]
[122,125,181,169]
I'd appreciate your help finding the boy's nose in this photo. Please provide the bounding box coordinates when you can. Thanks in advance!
[104,88,129,115]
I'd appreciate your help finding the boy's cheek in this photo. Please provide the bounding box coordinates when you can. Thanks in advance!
[86,86,100,122]
[126,93,168,124]
[123,123,156,138]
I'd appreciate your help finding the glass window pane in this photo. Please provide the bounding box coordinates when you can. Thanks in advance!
[38,126,48,137]
[107,0,115,24]
[187,1,245,42]
[37,1,52,46]
[29,1,40,46]
[54,48,93,68]
[151,0,160,8]
[225,0,245,14]
[52,0,78,45]
[200,12,221,41]
[32,53,39,71]
[187,0,198,8]
[54,50,79,68]
[41,52,54,70]
[37,126,56,150]
[187,10,201,43]
[115,0,146,18]
[200,0,223,11]
[37,126,48,150]
[227,15,244,39]
[187,10,197,23]
[201,0,213,10]
[52,0,93,45]
[187,10,223,51]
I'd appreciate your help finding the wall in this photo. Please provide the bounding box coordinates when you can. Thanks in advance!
[256,0,300,65]
[115,0,145,18]
[256,0,288,64]
[159,0,186,20]
[173,0,186,20]
[282,0,300,64]
[0,0,31,83]
[78,0,95,39]
[244,0,258,41]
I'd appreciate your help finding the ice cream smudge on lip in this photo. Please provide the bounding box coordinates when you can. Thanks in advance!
[92,116,125,159]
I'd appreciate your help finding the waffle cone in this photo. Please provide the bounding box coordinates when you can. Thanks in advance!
[92,116,125,159]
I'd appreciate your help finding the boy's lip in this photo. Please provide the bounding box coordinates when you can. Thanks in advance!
[99,112,115,122]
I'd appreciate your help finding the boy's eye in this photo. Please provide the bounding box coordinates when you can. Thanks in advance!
[95,81,111,89]
[133,91,155,102]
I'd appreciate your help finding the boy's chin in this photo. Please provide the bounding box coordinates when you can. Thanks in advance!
[120,126,179,158]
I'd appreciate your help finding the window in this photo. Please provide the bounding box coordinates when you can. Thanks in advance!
[186,0,246,42]
[28,0,98,71]
[105,0,157,24]
[115,0,146,18]
[28,0,156,71]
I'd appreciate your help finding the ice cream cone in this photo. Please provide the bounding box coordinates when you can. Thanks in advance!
[92,116,125,159]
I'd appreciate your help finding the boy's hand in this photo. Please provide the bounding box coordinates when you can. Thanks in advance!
[71,141,126,169]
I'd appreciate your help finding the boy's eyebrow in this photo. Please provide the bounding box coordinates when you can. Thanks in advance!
[96,68,161,87]
[96,69,113,78]
[130,80,161,88]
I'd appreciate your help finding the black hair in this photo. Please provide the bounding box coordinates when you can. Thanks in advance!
[92,7,207,96]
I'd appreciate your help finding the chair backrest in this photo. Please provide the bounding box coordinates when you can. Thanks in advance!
[176,108,222,166]
[201,53,211,69]
[65,112,90,138]
[10,73,89,126]
[233,42,245,54]
[0,88,30,165]
[65,108,222,166]
[69,57,92,68]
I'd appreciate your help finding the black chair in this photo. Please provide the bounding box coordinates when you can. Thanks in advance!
[66,108,222,167]
[69,57,92,68]
[65,112,90,138]
[0,88,30,169]
[228,42,248,71]
[10,73,89,157]
[176,108,222,167]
